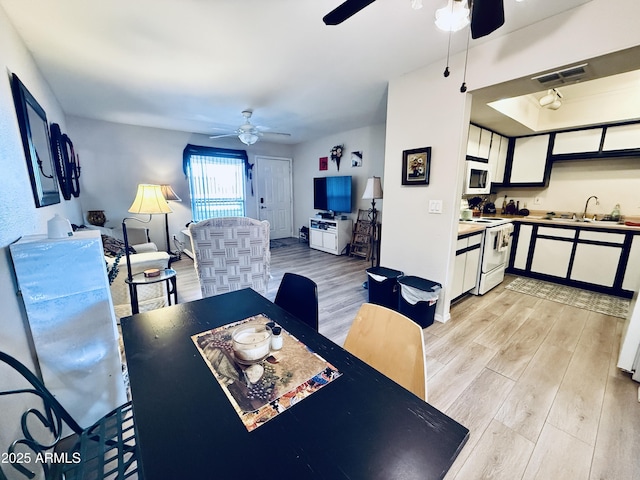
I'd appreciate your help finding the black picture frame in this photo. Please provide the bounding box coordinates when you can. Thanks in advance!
[402,147,431,186]
[11,73,60,207]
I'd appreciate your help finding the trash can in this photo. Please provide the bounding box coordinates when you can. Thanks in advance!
[366,266,404,310]
[397,276,442,328]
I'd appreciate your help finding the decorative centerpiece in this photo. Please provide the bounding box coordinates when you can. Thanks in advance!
[331,145,343,171]
[232,323,272,365]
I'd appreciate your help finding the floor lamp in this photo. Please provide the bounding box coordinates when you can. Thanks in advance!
[123,184,173,304]
[160,184,182,262]
[362,176,383,268]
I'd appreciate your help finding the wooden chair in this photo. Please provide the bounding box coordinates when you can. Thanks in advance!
[0,351,138,479]
[343,303,428,401]
[274,272,319,331]
[188,217,271,297]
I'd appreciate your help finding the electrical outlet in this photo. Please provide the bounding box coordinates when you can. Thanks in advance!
[428,200,443,214]
[534,197,542,205]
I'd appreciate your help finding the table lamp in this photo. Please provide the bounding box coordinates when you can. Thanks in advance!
[362,176,383,268]
[123,184,172,300]
[160,184,182,260]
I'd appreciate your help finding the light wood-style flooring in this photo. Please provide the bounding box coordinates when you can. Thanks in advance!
[170,239,640,480]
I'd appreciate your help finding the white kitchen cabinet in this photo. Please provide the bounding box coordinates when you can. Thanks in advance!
[530,227,575,278]
[466,124,481,158]
[552,128,603,155]
[452,232,482,299]
[489,134,509,184]
[478,128,492,160]
[10,231,127,429]
[467,125,492,161]
[512,224,533,270]
[309,217,352,255]
[509,134,551,185]
[603,123,640,151]
[571,230,625,287]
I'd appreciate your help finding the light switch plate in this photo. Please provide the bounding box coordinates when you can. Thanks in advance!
[428,200,443,214]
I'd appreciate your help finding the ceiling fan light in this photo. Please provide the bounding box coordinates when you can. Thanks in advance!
[435,0,470,32]
[238,132,259,145]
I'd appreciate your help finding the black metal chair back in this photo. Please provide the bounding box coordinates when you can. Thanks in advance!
[0,351,138,479]
[274,272,319,331]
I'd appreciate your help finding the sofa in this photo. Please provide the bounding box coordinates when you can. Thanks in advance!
[86,225,170,319]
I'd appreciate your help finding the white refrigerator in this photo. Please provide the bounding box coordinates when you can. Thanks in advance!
[10,230,127,428]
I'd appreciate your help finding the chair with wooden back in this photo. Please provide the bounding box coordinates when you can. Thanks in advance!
[189,217,271,297]
[274,272,319,331]
[343,303,428,401]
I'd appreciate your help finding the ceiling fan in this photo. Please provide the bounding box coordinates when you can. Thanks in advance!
[323,0,505,39]
[209,110,291,145]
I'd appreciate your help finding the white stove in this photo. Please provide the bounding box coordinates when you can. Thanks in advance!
[460,217,514,295]
[459,217,512,226]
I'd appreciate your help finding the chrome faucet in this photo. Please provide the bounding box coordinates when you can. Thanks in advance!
[582,195,599,220]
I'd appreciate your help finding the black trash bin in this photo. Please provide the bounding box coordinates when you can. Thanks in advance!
[366,266,404,310]
[397,276,442,328]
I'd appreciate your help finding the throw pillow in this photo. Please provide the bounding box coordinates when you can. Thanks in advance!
[101,235,136,257]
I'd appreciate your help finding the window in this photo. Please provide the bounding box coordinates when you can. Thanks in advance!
[183,145,248,222]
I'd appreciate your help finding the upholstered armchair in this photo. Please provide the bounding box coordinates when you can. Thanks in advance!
[88,225,170,318]
[188,217,270,297]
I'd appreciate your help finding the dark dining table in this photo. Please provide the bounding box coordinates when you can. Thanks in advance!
[121,288,469,480]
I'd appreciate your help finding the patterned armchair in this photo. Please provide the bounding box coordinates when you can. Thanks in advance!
[188,217,271,297]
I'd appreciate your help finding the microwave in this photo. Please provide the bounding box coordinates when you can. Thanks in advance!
[464,160,491,194]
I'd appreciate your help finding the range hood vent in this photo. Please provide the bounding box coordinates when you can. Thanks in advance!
[532,63,590,87]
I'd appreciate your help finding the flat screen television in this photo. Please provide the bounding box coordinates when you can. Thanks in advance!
[313,176,352,213]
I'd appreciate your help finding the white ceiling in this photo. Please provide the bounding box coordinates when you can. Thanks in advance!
[1,0,597,144]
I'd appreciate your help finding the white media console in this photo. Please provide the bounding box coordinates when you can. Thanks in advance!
[309,217,352,255]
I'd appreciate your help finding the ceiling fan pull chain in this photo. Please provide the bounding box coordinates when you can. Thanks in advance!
[460,27,471,93]
[443,28,453,77]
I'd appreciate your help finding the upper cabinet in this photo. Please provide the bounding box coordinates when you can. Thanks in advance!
[466,124,493,162]
[552,128,603,155]
[507,134,552,186]
[602,123,640,151]
[489,134,508,185]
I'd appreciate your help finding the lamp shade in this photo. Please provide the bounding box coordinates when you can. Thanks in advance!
[362,177,383,200]
[128,184,172,215]
[160,184,182,202]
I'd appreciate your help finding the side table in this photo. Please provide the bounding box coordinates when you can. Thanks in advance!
[125,268,178,315]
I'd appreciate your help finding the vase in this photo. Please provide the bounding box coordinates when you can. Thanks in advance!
[87,210,106,226]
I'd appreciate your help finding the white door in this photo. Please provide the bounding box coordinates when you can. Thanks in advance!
[255,156,293,239]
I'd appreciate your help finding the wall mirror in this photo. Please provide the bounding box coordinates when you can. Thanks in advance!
[11,73,60,207]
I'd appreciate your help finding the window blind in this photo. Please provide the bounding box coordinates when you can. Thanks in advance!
[183,145,248,222]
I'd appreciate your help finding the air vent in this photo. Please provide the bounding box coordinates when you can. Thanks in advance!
[532,63,589,87]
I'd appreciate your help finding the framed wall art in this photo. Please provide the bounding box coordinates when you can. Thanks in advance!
[11,73,60,207]
[401,147,431,186]
[319,156,328,171]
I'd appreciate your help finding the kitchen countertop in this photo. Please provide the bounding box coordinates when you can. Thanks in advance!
[458,214,640,236]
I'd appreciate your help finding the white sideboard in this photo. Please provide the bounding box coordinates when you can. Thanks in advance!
[309,217,353,255]
[10,230,127,428]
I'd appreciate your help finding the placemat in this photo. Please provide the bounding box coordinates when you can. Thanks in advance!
[192,314,341,431]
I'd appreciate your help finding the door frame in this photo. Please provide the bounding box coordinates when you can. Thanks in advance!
[254,155,294,238]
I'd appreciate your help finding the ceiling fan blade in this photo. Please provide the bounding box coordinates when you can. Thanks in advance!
[470,0,505,39]
[209,133,237,139]
[260,132,292,138]
[323,0,377,25]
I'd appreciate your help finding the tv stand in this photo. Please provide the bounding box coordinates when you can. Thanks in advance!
[309,217,352,255]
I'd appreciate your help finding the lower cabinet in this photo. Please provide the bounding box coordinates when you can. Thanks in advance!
[509,222,639,297]
[452,232,482,299]
[309,218,352,255]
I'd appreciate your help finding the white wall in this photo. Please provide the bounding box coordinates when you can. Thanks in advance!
[291,123,386,234]
[66,116,295,251]
[382,0,640,322]
[0,3,83,457]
